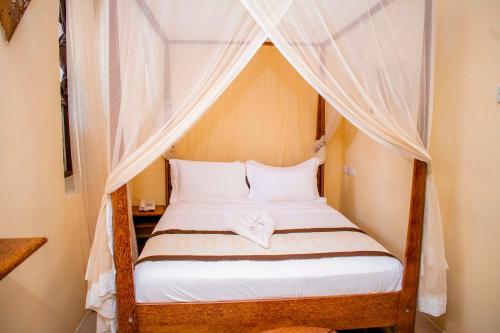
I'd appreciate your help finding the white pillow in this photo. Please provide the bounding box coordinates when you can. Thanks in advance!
[246,157,320,202]
[169,159,249,203]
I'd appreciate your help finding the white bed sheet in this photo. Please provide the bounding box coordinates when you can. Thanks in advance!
[134,201,403,303]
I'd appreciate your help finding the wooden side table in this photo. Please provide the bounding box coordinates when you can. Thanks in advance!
[132,205,166,253]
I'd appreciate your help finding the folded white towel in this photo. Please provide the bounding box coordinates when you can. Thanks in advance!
[224,211,275,248]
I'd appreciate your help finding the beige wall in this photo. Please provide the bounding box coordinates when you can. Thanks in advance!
[0,1,88,332]
[130,158,167,206]
[337,122,413,259]
[334,0,500,332]
[431,0,500,331]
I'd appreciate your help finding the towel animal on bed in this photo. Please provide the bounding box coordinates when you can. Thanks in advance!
[224,211,275,248]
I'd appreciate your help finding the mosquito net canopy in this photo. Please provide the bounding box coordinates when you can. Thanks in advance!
[66,1,446,331]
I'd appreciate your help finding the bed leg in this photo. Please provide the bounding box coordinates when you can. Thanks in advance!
[112,185,137,332]
[395,160,427,333]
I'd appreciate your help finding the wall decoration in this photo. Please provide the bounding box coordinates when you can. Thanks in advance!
[0,0,31,42]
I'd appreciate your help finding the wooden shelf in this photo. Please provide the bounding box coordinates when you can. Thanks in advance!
[132,205,166,252]
[135,222,158,229]
[136,230,154,239]
[132,205,166,217]
[0,237,47,280]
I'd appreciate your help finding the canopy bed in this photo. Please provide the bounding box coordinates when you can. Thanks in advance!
[66,0,447,332]
[112,159,425,333]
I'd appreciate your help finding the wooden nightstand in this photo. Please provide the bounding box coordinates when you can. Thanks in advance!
[132,205,166,253]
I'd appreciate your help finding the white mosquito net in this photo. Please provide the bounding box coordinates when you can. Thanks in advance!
[66,1,447,331]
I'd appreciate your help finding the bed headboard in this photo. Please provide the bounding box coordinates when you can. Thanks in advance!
[164,94,326,205]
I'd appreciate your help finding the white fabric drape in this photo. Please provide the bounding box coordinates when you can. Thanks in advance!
[242,0,446,316]
[70,1,447,331]
[66,1,119,330]
[66,1,124,330]
[66,0,109,249]
[418,0,448,314]
[243,0,430,161]
[72,0,267,331]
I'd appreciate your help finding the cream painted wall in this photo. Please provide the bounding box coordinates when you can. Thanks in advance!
[337,122,413,259]
[0,1,88,332]
[130,158,166,206]
[334,0,500,332]
[431,0,500,331]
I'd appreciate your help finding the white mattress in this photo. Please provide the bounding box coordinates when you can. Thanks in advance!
[134,201,402,303]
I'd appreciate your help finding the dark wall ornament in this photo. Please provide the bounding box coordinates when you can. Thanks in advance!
[0,0,31,42]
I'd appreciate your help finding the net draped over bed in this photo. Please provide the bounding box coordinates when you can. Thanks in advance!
[66,0,447,331]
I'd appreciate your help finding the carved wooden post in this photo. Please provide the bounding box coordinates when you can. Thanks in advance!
[316,43,326,196]
[396,159,427,333]
[108,0,136,330]
[112,185,137,332]
[316,95,326,196]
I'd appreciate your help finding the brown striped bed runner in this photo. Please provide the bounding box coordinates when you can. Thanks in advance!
[150,227,367,237]
[136,227,398,265]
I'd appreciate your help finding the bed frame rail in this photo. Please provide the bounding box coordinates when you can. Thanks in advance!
[111,159,426,333]
[136,292,400,332]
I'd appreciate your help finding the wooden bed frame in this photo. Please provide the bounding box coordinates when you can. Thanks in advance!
[111,93,427,333]
[110,2,428,331]
[112,159,426,333]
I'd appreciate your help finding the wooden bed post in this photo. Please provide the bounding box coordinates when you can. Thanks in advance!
[112,185,137,332]
[316,95,326,196]
[109,2,136,329]
[316,42,326,196]
[396,159,427,333]
[397,1,432,331]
